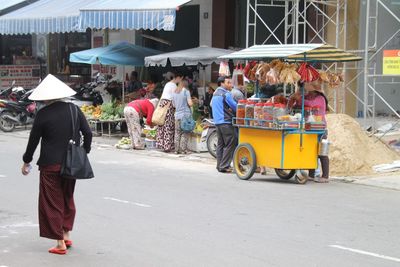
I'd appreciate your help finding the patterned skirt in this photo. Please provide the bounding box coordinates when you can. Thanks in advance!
[156,99,175,152]
[38,165,76,240]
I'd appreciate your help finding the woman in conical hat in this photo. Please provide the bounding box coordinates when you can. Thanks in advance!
[22,74,93,254]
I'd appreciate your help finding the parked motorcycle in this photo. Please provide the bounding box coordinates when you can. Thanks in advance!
[0,81,26,102]
[0,89,36,132]
[200,118,217,158]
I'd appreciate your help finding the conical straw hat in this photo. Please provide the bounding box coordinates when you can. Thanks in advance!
[29,74,76,101]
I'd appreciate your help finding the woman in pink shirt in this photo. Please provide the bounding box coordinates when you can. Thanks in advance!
[292,81,330,183]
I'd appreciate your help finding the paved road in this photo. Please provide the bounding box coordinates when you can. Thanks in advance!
[0,132,399,267]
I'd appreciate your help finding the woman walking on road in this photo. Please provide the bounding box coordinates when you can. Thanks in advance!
[156,72,183,152]
[21,74,93,255]
[172,79,193,154]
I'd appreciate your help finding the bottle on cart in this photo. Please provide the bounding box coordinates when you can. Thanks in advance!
[273,103,287,120]
[236,100,247,125]
[245,101,255,126]
[263,102,274,128]
[254,103,264,126]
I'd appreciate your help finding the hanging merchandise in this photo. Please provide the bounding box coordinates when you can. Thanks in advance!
[318,71,344,88]
[248,63,259,81]
[232,64,245,88]
[243,61,257,79]
[218,61,231,76]
[297,62,320,82]
[279,63,301,85]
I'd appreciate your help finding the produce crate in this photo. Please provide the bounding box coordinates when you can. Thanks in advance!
[188,133,208,153]
[145,138,157,149]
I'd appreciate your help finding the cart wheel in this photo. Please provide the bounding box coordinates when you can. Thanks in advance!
[233,143,257,180]
[294,170,308,184]
[275,169,296,180]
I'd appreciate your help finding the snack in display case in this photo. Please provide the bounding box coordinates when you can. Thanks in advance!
[245,101,255,126]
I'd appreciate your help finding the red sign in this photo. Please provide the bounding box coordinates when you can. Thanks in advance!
[0,65,41,89]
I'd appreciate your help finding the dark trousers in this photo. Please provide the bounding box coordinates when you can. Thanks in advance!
[309,155,330,179]
[216,124,237,171]
[39,165,76,240]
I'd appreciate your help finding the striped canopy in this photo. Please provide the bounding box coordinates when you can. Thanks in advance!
[219,44,362,63]
[0,0,191,35]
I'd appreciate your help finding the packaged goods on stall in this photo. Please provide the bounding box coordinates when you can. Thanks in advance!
[297,63,320,82]
[263,102,274,127]
[254,103,264,126]
[219,61,230,76]
[236,100,246,125]
[245,101,256,126]
[273,103,287,121]
[279,63,301,85]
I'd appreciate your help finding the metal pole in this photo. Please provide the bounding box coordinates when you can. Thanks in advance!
[246,0,250,47]
[342,0,348,113]
[284,1,289,44]
[363,0,370,127]
[122,66,125,103]
[295,0,300,44]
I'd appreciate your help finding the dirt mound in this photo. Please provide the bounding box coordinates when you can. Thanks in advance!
[326,114,399,176]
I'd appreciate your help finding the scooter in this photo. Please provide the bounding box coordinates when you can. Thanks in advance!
[200,118,217,158]
[0,81,26,101]
[0,90,36,132]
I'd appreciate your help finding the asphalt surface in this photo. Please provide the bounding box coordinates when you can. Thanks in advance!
[0,131,400,267]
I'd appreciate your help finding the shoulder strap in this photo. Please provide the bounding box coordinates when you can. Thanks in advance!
[68,103,78,140]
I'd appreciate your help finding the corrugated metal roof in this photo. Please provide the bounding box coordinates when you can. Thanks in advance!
[219,44,362,63]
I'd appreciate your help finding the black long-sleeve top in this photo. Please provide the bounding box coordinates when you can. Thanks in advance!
[23,101,92,166]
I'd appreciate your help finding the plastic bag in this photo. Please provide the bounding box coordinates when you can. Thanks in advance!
[218,61,230,77]
[232,64,244,88]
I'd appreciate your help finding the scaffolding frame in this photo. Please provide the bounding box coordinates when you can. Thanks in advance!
[245,0,400,129]
[245,0,348,114]
[362,0,400,129]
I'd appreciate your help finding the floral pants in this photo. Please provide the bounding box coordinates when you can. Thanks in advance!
[124,106,143,149]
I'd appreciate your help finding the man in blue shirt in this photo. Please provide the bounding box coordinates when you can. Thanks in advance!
[211,76,237,173]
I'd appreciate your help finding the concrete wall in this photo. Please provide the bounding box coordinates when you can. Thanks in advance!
[187,0,213,46]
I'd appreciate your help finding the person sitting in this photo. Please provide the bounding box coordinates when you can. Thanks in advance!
[127,71,143,93]
[142,80,157,99]
[292,81,330,183]
[124,98,159,150]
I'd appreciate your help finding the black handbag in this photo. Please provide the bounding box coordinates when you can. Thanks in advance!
[60,104,94,179]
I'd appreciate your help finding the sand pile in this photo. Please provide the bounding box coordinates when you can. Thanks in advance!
[326,114,400,176]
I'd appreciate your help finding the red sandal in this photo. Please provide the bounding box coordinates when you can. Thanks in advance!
[64,240,73,248]
[48,247,67,255]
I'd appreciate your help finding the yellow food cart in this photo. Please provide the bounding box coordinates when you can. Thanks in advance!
[219,44,362,183]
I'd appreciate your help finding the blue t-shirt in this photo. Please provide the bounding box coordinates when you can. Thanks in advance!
[172,88,191,120]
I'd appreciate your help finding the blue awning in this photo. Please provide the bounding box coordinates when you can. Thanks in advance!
[0,0,93,35]
[1,0,27,11]
[69,41,162,66]
[79,0,191,31]
[0,0,191,35]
